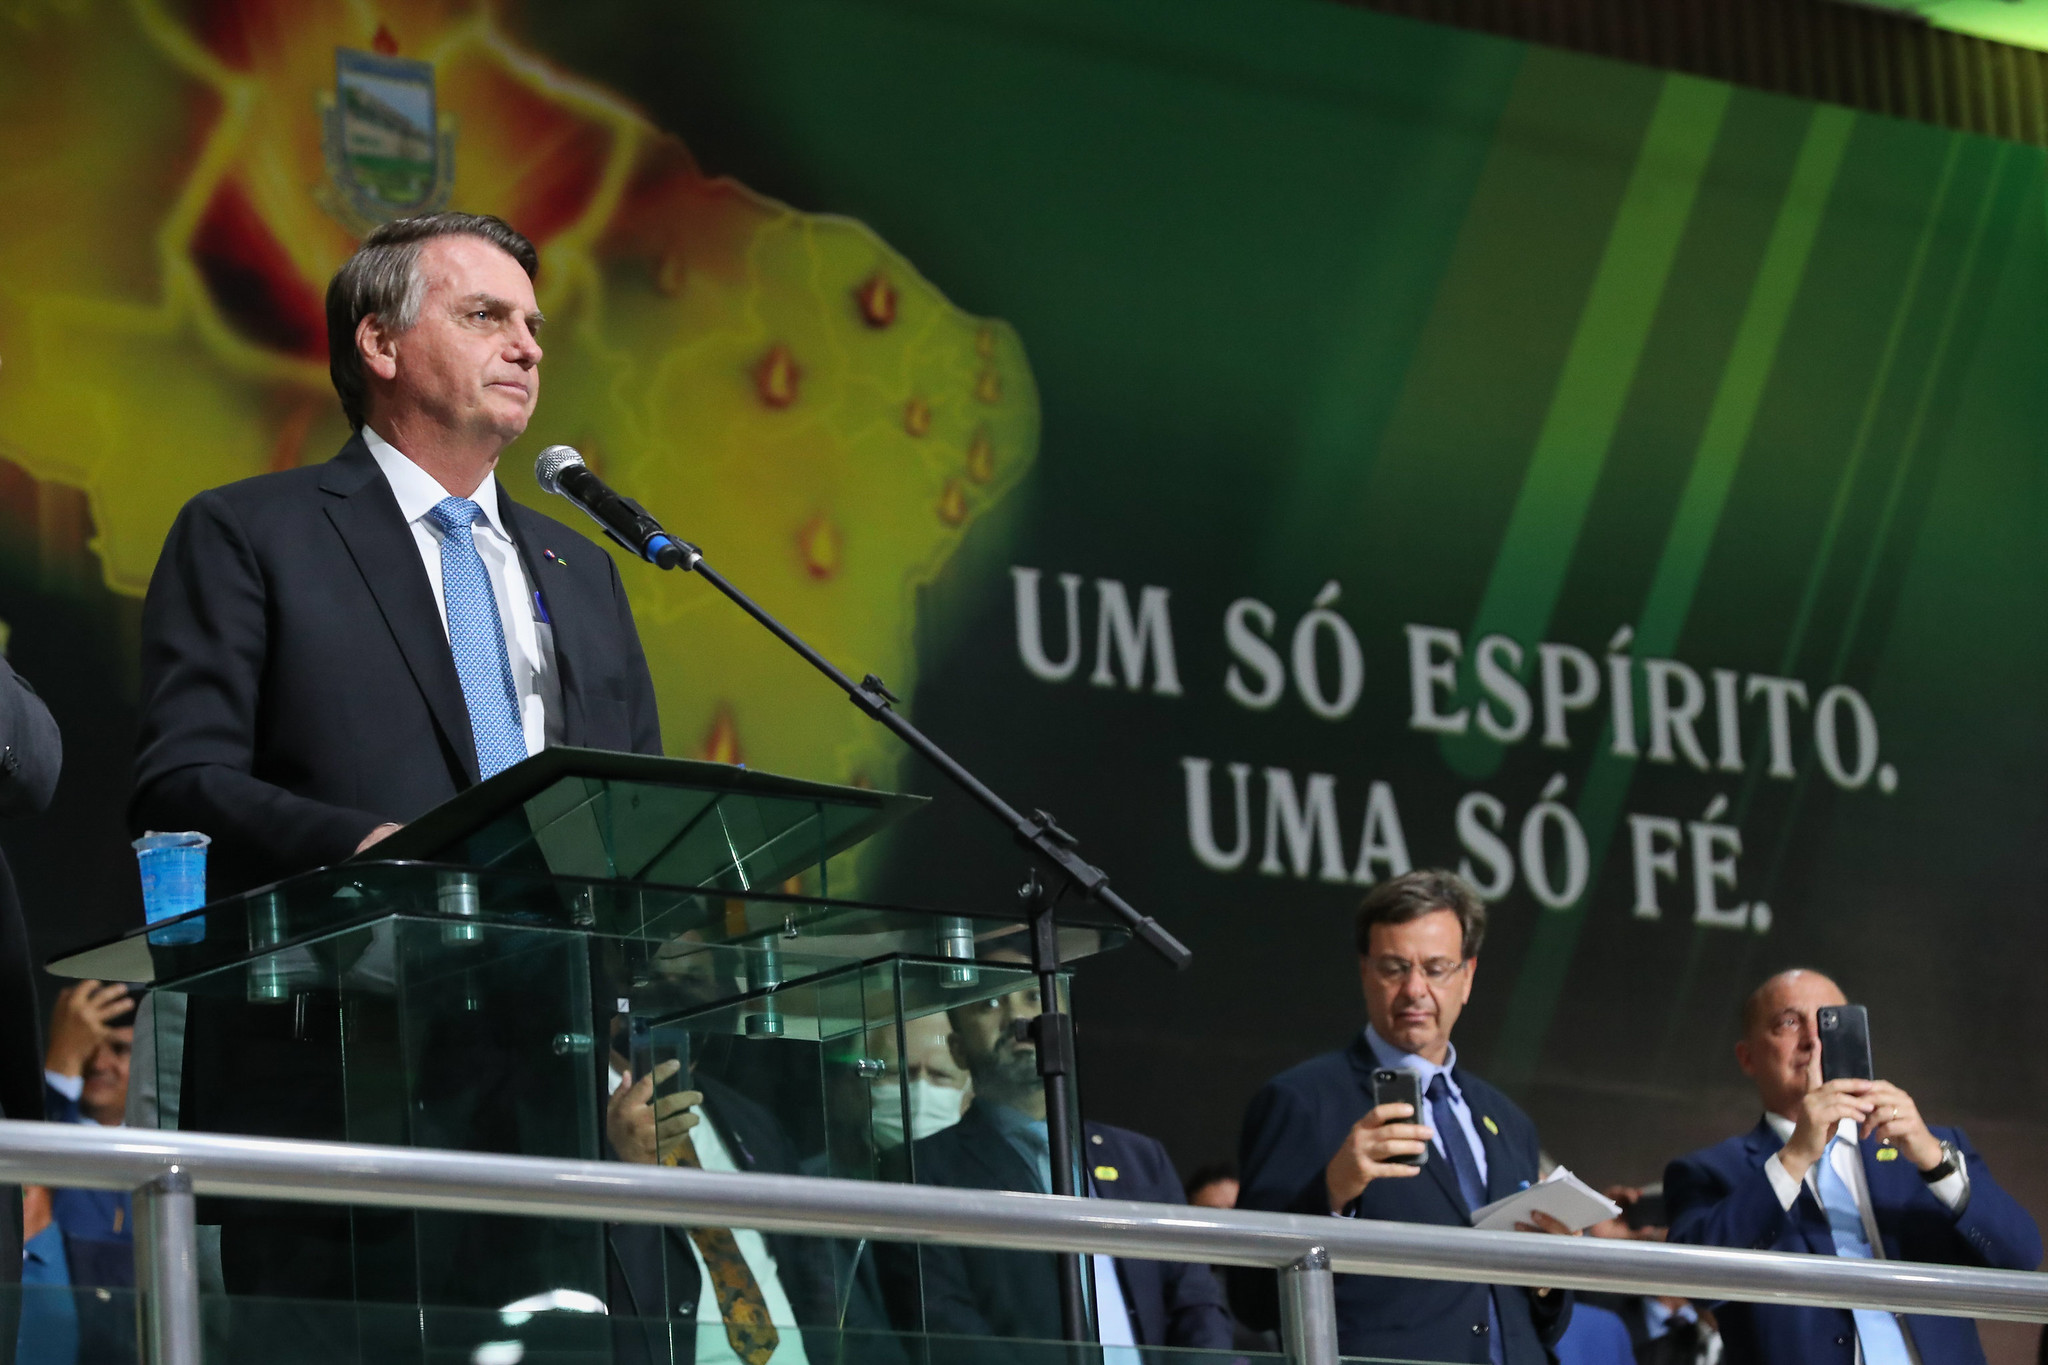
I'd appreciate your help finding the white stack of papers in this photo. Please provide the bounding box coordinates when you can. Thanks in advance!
[1470,1166,1622,1233]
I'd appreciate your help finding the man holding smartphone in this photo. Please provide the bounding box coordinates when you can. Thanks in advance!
[1665,969,2041,1365]
[1233,870,1574,1364]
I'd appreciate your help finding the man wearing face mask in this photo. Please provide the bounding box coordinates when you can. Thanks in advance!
[895,968,1232,1360]
[870,1012,970,1153]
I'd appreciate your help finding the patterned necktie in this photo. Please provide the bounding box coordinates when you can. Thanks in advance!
[1427,1073,1503,1365]
[1816,1135,1914,1365]
[663,1129,782,1364]
[427,497,528,779]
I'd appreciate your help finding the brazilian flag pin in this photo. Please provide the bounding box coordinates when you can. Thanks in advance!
[1876,1147,1899,1162]
[1482,1116,1500,1136]
[1093,1165,1119,1182]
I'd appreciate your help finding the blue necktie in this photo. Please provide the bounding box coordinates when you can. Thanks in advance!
[1428,1073,1503,1365]
[1816,1136,1914,1365]
[428,497,528,779]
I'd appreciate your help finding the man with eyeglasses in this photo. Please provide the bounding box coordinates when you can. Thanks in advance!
[1232,869,1574,1364]
[1664,969,2039,1365]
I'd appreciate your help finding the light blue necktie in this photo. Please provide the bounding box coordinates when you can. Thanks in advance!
[1816,1135,1914,1365]
[428,497,528,779]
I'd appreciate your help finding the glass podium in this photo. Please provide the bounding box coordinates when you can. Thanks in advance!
[50,750,1123,1358]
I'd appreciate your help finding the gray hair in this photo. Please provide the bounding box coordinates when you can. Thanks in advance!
[1355,868,1487,960]
[324,212,539,430]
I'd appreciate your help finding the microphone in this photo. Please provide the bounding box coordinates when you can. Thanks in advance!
[534,445,691,570]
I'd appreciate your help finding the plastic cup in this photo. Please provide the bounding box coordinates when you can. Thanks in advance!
[132,831,210,946]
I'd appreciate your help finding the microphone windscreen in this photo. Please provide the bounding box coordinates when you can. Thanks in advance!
[534,444,586,495]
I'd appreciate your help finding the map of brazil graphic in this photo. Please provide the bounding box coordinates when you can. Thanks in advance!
[0,0,1038,837]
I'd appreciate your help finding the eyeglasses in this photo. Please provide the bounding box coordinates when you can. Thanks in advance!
[1370,956,1468,986]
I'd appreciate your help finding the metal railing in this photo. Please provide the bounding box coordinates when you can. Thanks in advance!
[3,1119,2045,1365]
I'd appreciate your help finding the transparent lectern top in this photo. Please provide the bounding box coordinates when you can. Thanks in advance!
[360,747,927,892]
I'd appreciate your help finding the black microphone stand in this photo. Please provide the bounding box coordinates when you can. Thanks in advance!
[642,533,1193,1346]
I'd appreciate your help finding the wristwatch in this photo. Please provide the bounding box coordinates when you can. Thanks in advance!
[1919,1139,1962,1183]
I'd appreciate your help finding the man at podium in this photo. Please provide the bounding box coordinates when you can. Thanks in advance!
[133,210,662,898]
[127,212,664,1320]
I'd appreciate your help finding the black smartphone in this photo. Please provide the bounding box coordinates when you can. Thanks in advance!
[628,1015,690,1103]
[1818,1003,1874,1083]
[1370,1068,1428,1167]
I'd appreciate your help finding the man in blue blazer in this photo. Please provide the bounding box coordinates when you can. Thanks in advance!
[1665,969,2040,1365]
[1233,870,1575,1364]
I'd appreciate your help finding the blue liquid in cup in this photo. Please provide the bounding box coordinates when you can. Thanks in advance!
[133,831,210,946]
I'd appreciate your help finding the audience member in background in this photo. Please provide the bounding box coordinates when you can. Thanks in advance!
[38,982,139,1364]
[1,648,62,1288]
[1234,870,1575,1365]
[1580,1185,1719,1365]
[41,981,136,1292]
[870,1012,969,1153]
[1666,969,2040,1365]
[899,967,1231,1359]
[1183,1162,1238,1211]
[603,1034,845,1365]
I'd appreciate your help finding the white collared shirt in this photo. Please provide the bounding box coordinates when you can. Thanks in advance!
[363,428,561,755]
[1760,1111,1967,1218]
[677,1101,811,1365]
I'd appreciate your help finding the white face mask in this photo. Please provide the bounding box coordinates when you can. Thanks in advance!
[870,1078,966,1148]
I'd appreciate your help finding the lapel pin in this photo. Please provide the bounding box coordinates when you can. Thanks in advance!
[1482,1115,1500,1136]
[1093,1165,1119,1182]
[1876,1146,1899,1161]
[543,548,566,566]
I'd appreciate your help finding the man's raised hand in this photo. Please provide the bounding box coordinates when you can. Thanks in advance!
[1325,1102,1434,1210]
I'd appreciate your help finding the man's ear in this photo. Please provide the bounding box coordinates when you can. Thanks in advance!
[1460,955,1477,1004]
[357,313,399,382]
[947,1030,969,1071]
[1734,1038,1755,1078]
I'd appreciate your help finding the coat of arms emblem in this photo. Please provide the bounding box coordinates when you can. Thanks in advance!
[320,46,456,233]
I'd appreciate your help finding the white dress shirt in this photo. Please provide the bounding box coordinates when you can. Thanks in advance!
[1760,1111,1967,1219]
[678,1101,812,1365]
[363,428,561,756]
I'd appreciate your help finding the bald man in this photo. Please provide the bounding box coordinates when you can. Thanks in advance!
[1664,969,2040,1365]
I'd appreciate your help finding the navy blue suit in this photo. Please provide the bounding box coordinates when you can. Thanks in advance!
[1233,1033,1570,1364]
[1665,1119,2041,1365]
[895,1107,1232,1354]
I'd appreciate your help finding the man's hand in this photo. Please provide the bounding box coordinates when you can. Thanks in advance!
[355,823,403,853]
[604,1060,702,1166]
[45,980,130,1079]
[1855,1080,1944,1171]
[1781,1077,1876,1182]
[1325,1102,1433,1210]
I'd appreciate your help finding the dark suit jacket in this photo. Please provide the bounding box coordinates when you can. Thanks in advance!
[131,432,662,897]
[1232,1033,1570,1364]
[129,434,664,1320]
[0,656,60,1289]
[1665,1119,2042,1365]
[898,1106,1232,1355]
[606,1074,865,1365]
